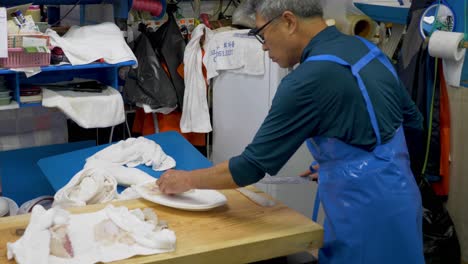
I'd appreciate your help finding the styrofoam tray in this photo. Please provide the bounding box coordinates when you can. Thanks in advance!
[134,182,227,211]
[0,197,19,217]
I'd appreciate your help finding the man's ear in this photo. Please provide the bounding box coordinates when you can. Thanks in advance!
[282,11,298,35]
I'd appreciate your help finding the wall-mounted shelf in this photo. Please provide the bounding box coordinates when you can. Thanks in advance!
[354,2,409,25]
[0,60,136,108]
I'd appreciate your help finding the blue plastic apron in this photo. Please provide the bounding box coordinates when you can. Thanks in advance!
[305,37,424,264]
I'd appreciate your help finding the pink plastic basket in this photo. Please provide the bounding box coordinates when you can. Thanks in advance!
[0,48,51,68]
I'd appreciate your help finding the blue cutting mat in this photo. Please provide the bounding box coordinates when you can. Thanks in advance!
[37,131,212,193]
[0,140,95,205]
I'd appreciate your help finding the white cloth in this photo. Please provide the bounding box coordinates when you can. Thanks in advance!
[7,205,176,264]
[7,206,62,264]
[53,167,118,208]
[180,24,213,133]
[84,159,156,187]
[87,137,176,171]
[46,22,137,67]
[118,187,142,201]
[42,87,125,129]
[203,29,265,80]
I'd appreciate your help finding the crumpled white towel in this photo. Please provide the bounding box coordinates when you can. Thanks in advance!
[203,29,265,80]
[7,205,60,264]
[53,167,118,208]
[85,159,155,187]
[7,205,176,264]
[87,137,176,171]
[42,87,125,129]
[118,187,142,201]
[180,24,213,133]
[46,22,137,67]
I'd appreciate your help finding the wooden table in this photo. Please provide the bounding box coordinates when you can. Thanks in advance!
[0,188,323,264]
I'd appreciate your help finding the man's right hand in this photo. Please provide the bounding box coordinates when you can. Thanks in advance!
[299,162,319,181]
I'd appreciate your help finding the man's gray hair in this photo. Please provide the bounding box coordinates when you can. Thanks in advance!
[247,0,323,20]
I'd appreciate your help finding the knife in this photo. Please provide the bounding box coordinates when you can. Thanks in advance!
[259,175,316,184]
[236,188,276,207]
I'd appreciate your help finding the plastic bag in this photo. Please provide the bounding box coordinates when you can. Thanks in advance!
[405,128,461,264]
[419,179,461,264]
[232,0,256,28]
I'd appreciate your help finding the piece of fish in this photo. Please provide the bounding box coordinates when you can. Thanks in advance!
[94,219,136,246]
[49,225,74,258]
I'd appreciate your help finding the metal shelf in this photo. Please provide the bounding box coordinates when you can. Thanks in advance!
[0,60,136,108]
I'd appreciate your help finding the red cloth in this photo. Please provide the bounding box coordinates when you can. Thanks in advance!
[432,63,451,196]
[132,108,155,135]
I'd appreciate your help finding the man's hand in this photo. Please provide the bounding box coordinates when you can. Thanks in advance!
[299,162,319,181]
[157,169,195,195]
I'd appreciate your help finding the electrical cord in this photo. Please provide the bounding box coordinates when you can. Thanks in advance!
[421,58,438,177]
[50,0,82,26]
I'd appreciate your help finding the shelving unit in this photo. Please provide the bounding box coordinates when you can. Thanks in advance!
[354,2,409,25]
[355,0,467,86]
[0,60,136,108]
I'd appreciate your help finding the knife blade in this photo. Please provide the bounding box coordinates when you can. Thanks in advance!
[236,188,276,207]
[259,175,316,184]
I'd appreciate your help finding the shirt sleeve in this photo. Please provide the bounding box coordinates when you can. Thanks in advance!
[399,80,423,131]
[229,75,320,187]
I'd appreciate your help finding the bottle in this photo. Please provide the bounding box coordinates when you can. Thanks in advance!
[26,5,41,23]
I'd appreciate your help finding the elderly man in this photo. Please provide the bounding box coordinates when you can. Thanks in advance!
[157,0,424,263]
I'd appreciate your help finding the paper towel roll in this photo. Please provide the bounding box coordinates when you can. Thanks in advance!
[429,30,466,87]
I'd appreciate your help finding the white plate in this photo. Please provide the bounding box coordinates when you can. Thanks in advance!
[134,182,227,211]
[0,197,19,217]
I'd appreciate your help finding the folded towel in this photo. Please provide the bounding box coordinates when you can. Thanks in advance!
[7,205,176,264]
[87,137,176,171]
[46,22,137,67]
[42,87,125,129]
[53,167,118,208]
[203,29,265,80]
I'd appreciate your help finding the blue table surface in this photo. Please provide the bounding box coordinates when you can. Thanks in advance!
[37,131,213,192]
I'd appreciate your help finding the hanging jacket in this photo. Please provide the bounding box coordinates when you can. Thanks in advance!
[123,34,178,110]
[146,12,186,110]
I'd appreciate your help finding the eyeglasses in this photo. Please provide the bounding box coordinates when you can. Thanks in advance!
[248,15,282,44]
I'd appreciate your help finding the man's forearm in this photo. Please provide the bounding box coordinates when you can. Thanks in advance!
[190,160,240,190]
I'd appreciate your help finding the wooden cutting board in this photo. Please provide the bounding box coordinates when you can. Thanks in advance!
[0,188,323,264]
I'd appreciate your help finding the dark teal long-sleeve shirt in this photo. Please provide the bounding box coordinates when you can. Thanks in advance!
[229,26,423,187]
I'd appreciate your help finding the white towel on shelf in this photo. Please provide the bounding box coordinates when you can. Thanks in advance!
[84,159,156,187]
[87,137,176,171]
[203,29,265,80]
[7,205,176,264]
[46,22,137,67]
[42,87,125,129]
[53,167,118,208]
[180,24,213,133]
